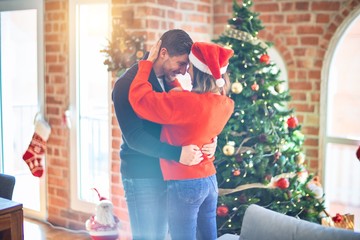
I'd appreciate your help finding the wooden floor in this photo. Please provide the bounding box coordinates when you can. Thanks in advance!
[24,218,91,240]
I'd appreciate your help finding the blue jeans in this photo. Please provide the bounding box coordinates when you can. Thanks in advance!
[122,178,168,240]
[167,174,218,240]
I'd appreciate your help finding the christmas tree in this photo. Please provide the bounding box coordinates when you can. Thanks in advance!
[214,0,326,236]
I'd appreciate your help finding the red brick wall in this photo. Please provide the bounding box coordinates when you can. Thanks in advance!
[43,0,360,239]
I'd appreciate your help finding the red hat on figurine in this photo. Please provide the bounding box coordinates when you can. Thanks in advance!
[189,42,234,87]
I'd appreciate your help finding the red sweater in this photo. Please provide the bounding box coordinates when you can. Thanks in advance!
[129,60,234,180]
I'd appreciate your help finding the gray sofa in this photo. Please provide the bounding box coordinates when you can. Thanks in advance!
[218,204,360,240]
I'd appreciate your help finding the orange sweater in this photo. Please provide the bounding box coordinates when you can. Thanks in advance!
[129,60,234,180]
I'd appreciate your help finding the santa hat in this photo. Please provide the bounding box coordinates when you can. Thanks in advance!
[189,42,234,87]
[92,188,108,201]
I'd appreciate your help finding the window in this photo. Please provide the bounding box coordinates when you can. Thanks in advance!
[69,0,111,211]
[322,12,360,231]
[0,0,46,218]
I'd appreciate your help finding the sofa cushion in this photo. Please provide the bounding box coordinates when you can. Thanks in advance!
[239,204,360,240]
[217,233,240,240]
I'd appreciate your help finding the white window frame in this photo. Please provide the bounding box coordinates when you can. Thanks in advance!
[320,7,360,210]
[69,0,112,212]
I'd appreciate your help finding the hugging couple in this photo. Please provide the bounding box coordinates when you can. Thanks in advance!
[112,29,234,240]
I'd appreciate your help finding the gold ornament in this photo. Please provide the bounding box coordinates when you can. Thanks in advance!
[231,82,243,94]
[223,141,236,156]
[275,84,285,93]
[295,153,305,165]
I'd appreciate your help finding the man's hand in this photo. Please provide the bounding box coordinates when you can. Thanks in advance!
[201,136,218,159]
[179,145,203,166]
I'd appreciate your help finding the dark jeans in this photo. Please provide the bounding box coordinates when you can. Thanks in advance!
[167,174,218,240]
[122,177,168,240]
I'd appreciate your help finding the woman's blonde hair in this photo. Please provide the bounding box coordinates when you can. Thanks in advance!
[191,65,230,95]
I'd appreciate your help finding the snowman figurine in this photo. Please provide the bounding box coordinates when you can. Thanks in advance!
[85,189,120,240]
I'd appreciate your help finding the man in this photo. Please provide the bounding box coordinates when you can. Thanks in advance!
[112,29,216,239]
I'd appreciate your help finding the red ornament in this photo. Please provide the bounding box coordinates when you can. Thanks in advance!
[332,213,343,223]
[275,178,290,189]
[259,54,270,64]
[251,82,259,91]
[274,151,282,161]
[233,169,241,176]
[287,116,298,129]
[356,145,360,161]
[217,205,229,217]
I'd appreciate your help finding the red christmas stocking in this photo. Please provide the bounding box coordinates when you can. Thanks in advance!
[22,119,51,177]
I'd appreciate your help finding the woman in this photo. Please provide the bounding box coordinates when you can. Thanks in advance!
[129,40,234,240]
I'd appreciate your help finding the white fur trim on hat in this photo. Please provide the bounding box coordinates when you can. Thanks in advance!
[35,119,51,141]
[216,78,225,87]
[189,52,229,76]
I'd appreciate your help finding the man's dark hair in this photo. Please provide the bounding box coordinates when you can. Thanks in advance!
[160,29,193,56]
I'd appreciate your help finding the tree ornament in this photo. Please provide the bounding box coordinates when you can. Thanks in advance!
[231,81,243,94]
[274,151,281,161]
[295,153,305,165]
[251,82,259,91]
[258,133,267,142]
[223,141,236,156]
[287,116,298,129]
[275,84,285,93]
[217,205,229,217]
[306,176,324,199]
[296,168,308,184]
[259,54,270,64]
[233,169,241,176]
[356,145,360,161]
[275,178,289,189]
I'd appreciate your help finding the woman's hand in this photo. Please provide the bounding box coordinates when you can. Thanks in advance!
[147,40,162,63]
[201,136,218,159]
[179,145,204,166]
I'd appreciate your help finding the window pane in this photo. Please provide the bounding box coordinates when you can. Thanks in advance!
[76,3,109,202]
[327,16,360,139]
[1,9,41,211]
